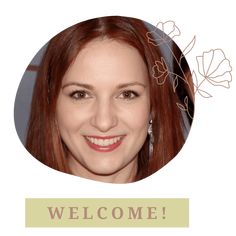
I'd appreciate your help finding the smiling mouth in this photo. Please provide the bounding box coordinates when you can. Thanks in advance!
[84,135,125,152]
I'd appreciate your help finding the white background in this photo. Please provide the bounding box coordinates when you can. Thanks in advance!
[0,0,235,235]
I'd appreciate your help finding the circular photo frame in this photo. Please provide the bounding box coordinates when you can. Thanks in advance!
[14,16,194,184]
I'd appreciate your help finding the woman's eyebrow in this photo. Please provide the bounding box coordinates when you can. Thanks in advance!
[62,81,146,90]
[62,82,94,90]
[117,82,147,89]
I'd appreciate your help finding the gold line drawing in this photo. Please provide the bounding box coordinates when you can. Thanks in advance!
[146,20,233,118]
[195,49,232,98]
[146,20,181,46]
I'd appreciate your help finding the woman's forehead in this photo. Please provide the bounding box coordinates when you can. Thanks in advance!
[62,39,149,85]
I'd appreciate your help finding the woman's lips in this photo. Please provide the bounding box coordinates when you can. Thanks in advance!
[84,135,125,152]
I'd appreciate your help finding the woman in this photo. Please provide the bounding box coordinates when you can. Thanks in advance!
[25,16,194,183]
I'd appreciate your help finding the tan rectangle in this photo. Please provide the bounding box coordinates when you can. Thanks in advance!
[25,198,189,227]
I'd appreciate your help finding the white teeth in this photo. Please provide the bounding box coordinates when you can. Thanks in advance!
[86,136,122,146]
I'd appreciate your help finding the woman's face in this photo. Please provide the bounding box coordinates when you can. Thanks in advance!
[56,39,150,183]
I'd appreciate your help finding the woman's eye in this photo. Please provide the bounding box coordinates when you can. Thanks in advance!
[69,90,91,100]
[119,90,139,100]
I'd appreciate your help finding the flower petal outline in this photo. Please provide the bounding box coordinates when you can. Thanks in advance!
[196,48,232,88]
[146,20,180,46]
[156,21,181,39]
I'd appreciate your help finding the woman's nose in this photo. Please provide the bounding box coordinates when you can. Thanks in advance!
[90,99,118,132]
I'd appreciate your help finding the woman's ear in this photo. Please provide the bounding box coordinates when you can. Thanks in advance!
[149,110,155,121]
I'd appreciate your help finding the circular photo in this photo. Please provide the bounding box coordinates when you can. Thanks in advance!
[14,16,194,184]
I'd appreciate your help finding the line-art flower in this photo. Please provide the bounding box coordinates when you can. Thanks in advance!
[152,57,169,84]
[146,21,181,46]
[147,19,233,118]
[196,49,232,88]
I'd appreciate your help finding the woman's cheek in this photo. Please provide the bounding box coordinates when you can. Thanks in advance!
[121,104,150,129]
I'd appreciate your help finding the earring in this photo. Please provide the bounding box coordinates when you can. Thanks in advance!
[148,119,154,155]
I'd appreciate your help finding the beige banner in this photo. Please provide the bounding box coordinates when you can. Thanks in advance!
[25,198,189,227]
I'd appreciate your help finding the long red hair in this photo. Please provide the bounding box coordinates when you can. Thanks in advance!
[26,16,194,181]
